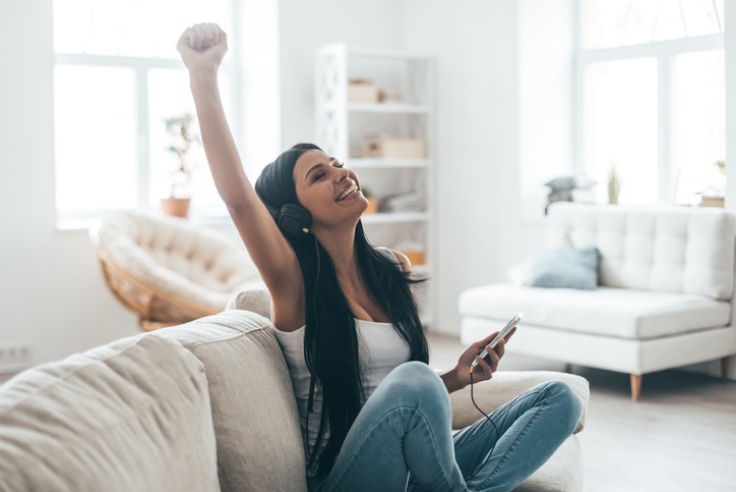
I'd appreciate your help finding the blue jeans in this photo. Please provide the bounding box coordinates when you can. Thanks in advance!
[306,361,582,492]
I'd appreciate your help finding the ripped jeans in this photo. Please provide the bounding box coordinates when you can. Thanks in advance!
[306,361,582,492]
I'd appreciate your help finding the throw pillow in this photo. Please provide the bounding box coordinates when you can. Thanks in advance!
[528,247,600,290]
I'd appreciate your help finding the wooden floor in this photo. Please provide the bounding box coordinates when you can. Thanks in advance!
[426,332,736,492]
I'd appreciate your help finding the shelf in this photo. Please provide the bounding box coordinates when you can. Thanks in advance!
[318,102,430,114]
[345,46,431,60]
[361,212,430,224]
[347,103,430,114]
[347,158,429,169]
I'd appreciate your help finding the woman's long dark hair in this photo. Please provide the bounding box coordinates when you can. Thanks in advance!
[255,143,430,479]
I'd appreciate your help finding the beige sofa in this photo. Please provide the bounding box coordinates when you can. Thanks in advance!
[0,310,590,492]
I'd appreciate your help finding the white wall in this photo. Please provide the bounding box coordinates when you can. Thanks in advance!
[400,0,531,335]
[0,0,140,371]
[726,3,736,214]
[519,0,575,223]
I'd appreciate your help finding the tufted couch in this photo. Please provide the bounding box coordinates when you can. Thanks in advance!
[459,202,736,401]
[90,211,271,329]
[0,310,590,492]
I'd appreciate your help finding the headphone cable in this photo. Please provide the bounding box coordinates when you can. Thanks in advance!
[462,367,500,483]
[305,234,322,462]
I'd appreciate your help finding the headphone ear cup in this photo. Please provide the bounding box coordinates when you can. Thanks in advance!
[276,203,313,237]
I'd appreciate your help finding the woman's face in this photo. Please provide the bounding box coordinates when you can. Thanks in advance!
[293,149,369,229]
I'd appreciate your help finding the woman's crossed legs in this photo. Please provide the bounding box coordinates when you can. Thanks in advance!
[307,361,582,492]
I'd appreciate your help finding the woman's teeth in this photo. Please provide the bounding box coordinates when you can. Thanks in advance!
[337,184,358,201]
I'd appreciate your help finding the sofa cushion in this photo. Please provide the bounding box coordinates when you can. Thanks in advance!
[547,203,736,300]
[459,284,731,339]
[152,311,307,492]
[0,334,219,492]
[514,435,582,492]
[449,371,590,435]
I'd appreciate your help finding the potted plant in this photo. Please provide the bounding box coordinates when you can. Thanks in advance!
[607,164,621,205]
[161,112,200,218]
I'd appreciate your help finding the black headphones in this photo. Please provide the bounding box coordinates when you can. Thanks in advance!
[268,202,313,237]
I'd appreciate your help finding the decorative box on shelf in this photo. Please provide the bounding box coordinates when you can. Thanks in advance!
[347,79,378,103]
[361,139,427,159]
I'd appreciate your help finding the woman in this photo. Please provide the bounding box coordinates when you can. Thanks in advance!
[177,22,582,492]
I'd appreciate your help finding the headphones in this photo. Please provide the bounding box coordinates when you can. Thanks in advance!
[267,202,313,237]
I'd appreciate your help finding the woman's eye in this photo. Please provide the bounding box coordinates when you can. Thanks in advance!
[313,173,325,181]
[336,163,345,168]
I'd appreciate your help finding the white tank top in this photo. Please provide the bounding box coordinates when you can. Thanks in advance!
[273,319,411,477]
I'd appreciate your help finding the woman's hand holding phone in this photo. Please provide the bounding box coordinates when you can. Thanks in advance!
[454,325,517,388]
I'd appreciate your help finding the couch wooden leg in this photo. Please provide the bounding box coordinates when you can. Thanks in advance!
[722,357,730,382]
[630,374,642,402]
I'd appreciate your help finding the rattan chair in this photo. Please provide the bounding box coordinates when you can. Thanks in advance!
[90,211,270,331]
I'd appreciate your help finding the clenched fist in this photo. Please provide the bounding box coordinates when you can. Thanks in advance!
[176,22,228,73]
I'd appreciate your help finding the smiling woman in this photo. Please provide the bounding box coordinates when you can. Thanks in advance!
[180,21,578,492]
[292,152,369,230]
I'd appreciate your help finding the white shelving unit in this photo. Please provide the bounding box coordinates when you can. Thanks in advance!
[315,43,436,328]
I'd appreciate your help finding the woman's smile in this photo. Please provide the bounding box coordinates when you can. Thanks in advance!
[336,181,360,201]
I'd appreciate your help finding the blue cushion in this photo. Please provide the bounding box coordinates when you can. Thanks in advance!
[528,247,600,290]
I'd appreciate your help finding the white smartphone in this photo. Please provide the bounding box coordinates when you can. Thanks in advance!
[471,312,523,369]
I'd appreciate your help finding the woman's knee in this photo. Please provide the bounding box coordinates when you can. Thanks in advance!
[385,361,447,401]
[540,380,582,431]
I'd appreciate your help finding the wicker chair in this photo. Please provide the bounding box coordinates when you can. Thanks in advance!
[89,211,271,331]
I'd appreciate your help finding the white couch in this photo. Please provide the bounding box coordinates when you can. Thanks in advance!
[0,310,590,491]
[459,202,736,401]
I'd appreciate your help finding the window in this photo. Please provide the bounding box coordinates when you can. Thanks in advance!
[577,0,725,205]
[53,0,236,220]
[584,57,659,204]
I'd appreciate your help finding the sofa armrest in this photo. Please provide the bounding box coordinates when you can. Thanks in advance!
[225,288,272,320]
[447,371,590,434]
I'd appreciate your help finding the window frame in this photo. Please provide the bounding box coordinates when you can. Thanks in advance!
[53,2,243,222]
[573,0,725,206]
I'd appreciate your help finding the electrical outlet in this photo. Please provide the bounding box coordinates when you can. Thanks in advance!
[0,341,32,371]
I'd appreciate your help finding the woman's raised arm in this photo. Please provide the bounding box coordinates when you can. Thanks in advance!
[176,23,302,302]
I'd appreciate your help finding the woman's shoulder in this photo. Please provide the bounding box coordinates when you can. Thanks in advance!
[374,246,411,273]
